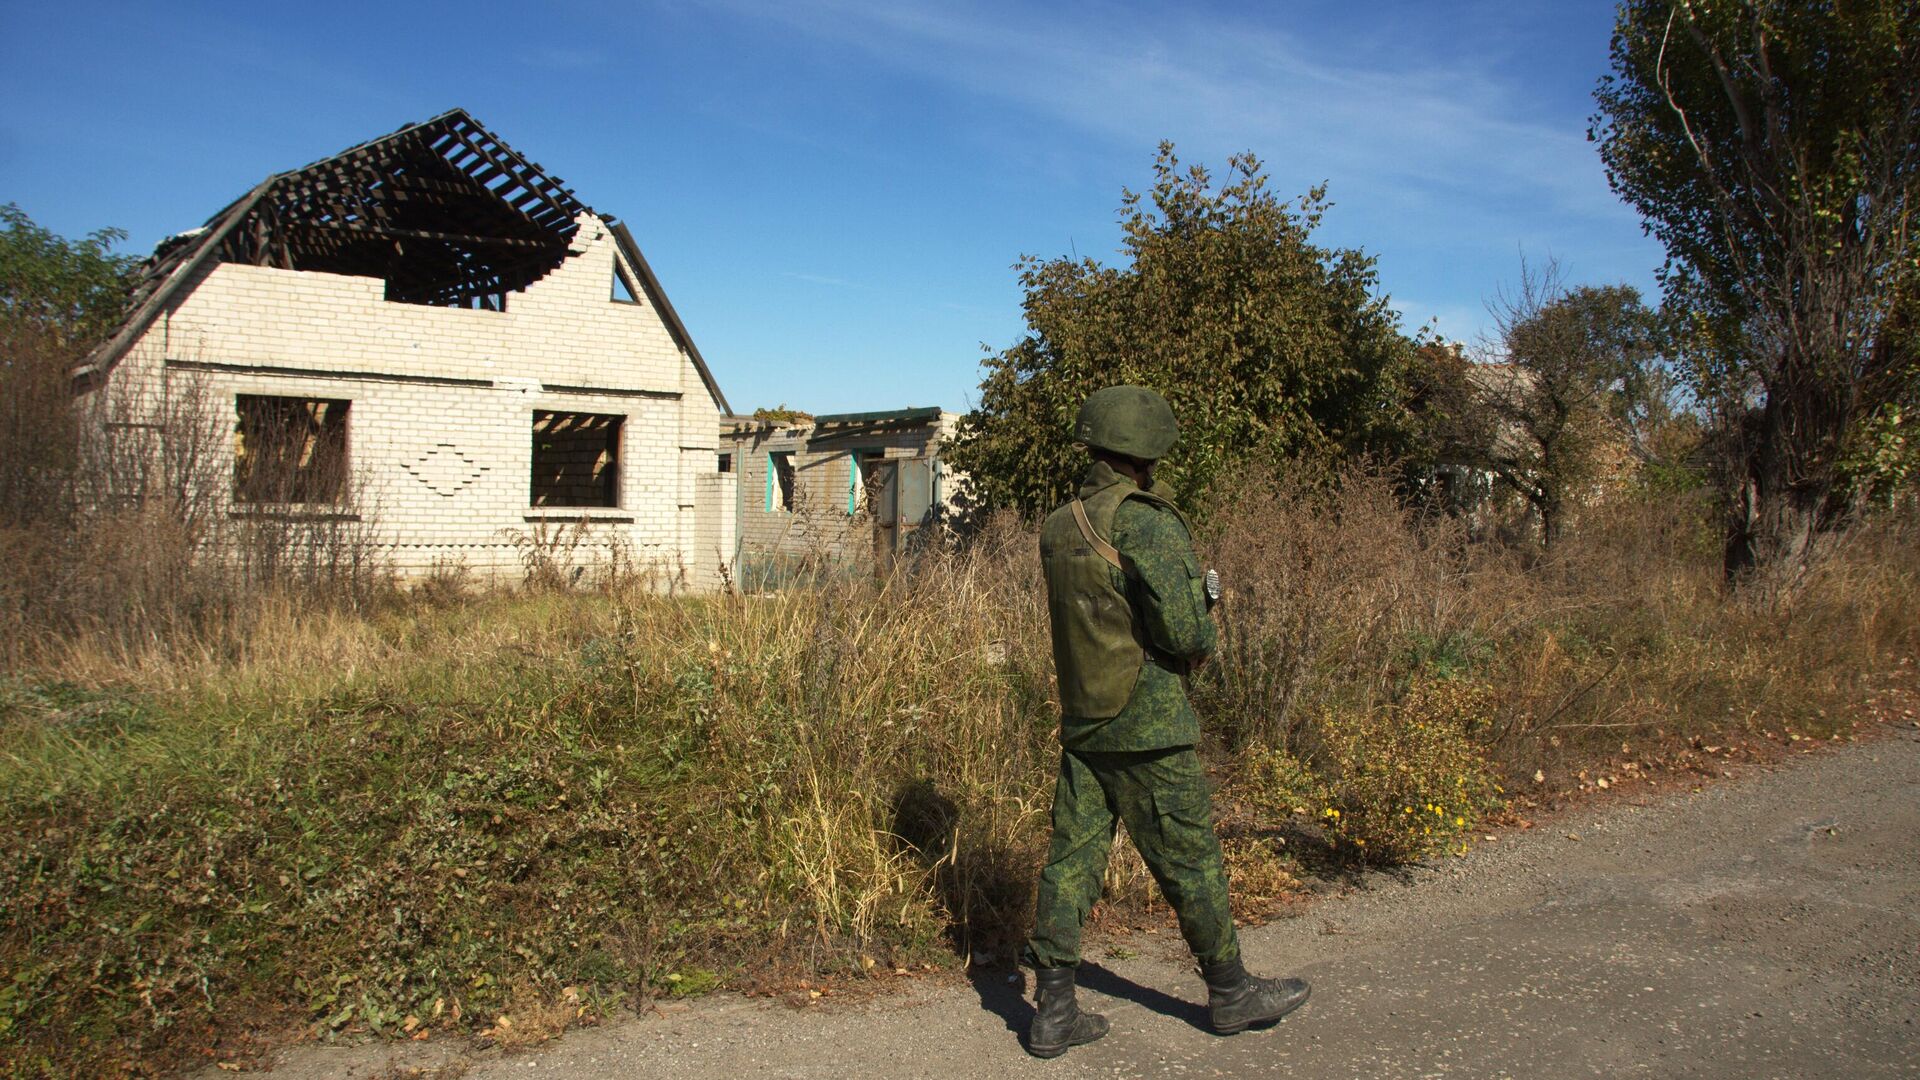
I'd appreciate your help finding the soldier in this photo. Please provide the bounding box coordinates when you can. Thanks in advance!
[1023,385,1310,1058]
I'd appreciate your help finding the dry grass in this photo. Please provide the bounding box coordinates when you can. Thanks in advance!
[1198,468,1918,846]
[1,472,1915,1077]
[0,368,395,680]
[0,524,1063,1076]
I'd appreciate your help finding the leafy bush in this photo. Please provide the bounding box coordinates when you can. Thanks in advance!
[1192,463,1468,751]
[1309,680,1503,862]
[1236,679,1502,864]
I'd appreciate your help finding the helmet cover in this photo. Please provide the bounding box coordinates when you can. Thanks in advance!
[1073,385,1178,460]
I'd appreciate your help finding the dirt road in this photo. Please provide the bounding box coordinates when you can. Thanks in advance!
[249,726,1920,1079]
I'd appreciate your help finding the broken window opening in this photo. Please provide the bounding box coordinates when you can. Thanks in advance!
[612,264,641,304]
[233,395,350,505]
[718,452,733,473]
[531,411,623,508]
[856,451,889,515]
[767,451,795,512]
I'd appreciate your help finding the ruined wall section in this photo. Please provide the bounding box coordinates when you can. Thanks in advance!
[95,212,730,586]
[724,416,959,570]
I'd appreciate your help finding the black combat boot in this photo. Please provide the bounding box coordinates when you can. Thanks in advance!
[1027,966,1110,1058]
[1200,957,1310,1034]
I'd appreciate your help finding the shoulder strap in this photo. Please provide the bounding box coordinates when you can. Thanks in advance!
[1071,498,1135,576]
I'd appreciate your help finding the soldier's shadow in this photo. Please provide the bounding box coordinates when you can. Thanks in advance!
[967,961,1212,1043]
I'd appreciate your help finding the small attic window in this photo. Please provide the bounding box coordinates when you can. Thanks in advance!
[612,264,640,304]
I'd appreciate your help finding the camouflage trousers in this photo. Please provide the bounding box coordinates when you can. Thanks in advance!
[1025,745,1240,969]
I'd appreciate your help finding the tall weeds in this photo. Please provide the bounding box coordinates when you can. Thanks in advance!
[0,372,393,673]
[1,471,1914,1076]
[1197,467,1917,833]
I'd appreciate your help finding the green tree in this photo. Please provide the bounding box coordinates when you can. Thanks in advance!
[1591,1,1920,578]
[1,203,133,352]
[1419,266,1665,546]
[0,204,135,526]
[949,145,1413,519]
[1838,288,1919,506]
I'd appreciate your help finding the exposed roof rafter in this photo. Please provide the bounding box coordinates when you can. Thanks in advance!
[76,109,730,416]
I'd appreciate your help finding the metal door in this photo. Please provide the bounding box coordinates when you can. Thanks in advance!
[864,457,935,572]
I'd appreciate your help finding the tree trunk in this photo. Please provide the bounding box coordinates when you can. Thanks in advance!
[1538,493,1562,550]
[1723,393,1836,583]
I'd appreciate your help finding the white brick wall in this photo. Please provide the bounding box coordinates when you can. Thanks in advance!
[92,213,731,587]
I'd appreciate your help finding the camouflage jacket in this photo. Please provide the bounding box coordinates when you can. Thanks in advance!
[1055,461,1217,751]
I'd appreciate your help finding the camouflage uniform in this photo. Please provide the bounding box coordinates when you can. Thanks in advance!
[1025,460,1240,970]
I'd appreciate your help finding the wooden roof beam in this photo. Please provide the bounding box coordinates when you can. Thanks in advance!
[285,220,558,250]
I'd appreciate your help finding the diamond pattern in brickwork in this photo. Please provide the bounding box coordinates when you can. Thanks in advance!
[403,444,488,497]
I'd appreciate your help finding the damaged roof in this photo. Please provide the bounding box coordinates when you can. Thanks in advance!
[77,108,729,414]
[813,406,944,426]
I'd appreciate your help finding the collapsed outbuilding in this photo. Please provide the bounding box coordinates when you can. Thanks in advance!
[718,407,960,582]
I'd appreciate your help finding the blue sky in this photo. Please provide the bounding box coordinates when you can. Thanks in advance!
[1,0,1663,414]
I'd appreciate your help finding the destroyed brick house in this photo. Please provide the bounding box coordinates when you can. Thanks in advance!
[718,407,961,582]
[73,109,737,587]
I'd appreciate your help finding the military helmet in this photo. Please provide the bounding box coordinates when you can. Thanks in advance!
[1074,385,1179,461]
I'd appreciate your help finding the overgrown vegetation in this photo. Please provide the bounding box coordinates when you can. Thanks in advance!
[1414,261,1674,548]
[0,203,134,533]
[1593,0,1920,575]
[949,144,1413,518]
[3,474,1914,1076]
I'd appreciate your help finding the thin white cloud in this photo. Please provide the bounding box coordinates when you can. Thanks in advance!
[708,0,1630,225]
